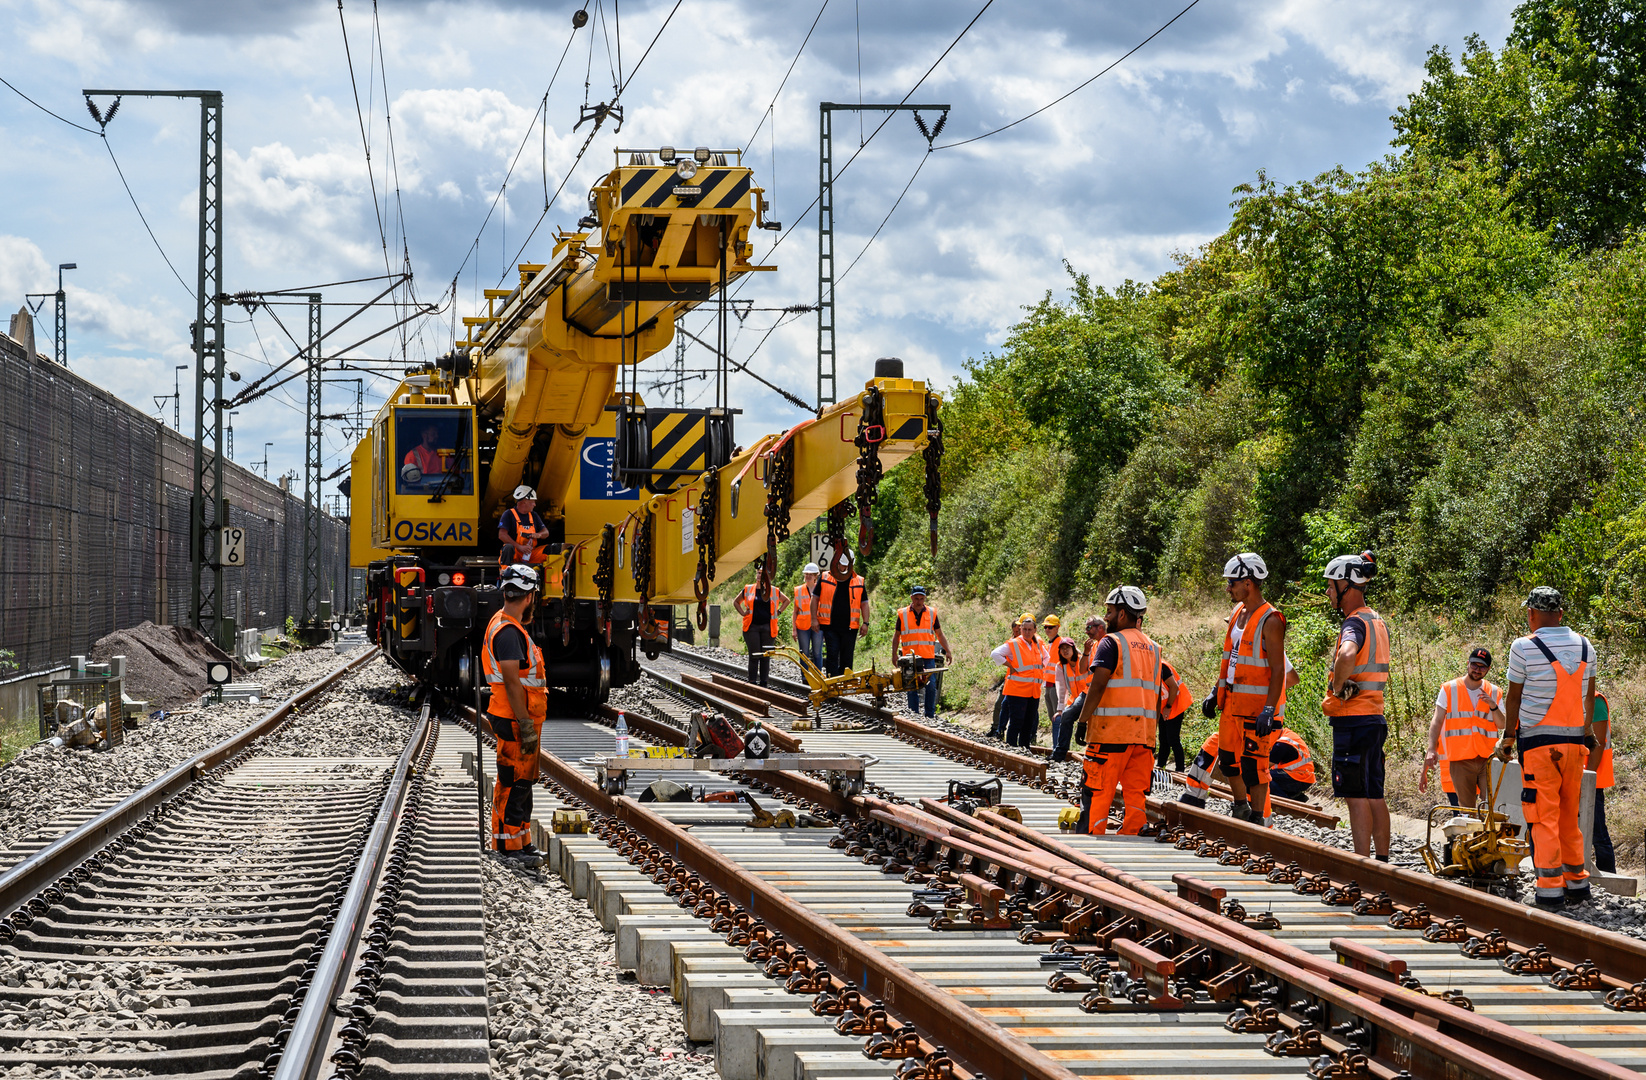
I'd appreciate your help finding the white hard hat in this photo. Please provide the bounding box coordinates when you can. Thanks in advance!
[803,562,821,575]
[513,485,537,501]
[1222,553,1269,581]
[1324,550,1377,586]
[500,564,540,593]
[400,463,422,484]
[1105,585,1148,612]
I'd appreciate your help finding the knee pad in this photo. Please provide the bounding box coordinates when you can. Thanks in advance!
[1240,756,1260,788]
[1216,750,1239,778]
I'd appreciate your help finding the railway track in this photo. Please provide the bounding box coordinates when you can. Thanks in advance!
[0,649,489,1080]
[475,647,1646,1080]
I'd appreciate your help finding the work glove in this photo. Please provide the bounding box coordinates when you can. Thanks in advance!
[1201,691,1218,720]
[1583,733,1599,750]
[1252,706,1279,737]
[1073,721,1087,747]
[1335,680,1361,701]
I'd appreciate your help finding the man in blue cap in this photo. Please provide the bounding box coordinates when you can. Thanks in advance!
[891,585,951,718]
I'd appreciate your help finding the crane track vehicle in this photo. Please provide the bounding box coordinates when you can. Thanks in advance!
[348,146,943,705]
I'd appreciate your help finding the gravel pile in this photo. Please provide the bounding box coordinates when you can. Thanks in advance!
[482,859,717,1080]
[0,652,401,852]
[90,622,244,708]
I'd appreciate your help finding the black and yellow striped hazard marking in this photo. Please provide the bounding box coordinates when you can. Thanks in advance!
[647,409,707,491]
[618,167,753,211]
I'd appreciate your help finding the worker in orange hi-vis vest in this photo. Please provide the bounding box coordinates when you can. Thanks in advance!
[1322,551,1391,860]
[991,614,1045,747]
[891,585,951,718]
[481,564,548,869]
[1500,586,1598,911]
[733,564,789,687]
[1072,586,1169,836]
[1206,552,1288,826]
[792,562,824,668]
[1421,646,1505,809]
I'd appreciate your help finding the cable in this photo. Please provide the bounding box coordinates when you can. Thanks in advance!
[836,149,926,285]
[935,0,1205,150]
[742,0,831,152]
[337,1,394,285]
[103,138,195,299]
[0,75,99,134]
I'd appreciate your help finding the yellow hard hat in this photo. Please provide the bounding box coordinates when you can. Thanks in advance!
[1018,612,1035,625]
[1043,614,1061,628]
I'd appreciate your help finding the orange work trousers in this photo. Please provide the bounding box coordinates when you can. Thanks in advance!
[490,714,543,852]
[1083,744,1154,835]
[1521,742,1590,903]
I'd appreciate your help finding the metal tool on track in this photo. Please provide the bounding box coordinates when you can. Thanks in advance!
[1419,758,1528,891]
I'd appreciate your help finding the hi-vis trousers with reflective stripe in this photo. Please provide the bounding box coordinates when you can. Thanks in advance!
[1521,742,1590,902]
[490,714,543,852]
[1080,744,1154,835]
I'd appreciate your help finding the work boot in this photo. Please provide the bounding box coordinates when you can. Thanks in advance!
[495,847,545,870]
[1534,894,1566,912]
[1230,801,1253,823]
[1564,884,1593,905]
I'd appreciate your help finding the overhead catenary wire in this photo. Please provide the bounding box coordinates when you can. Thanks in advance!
[836,148,927,285]
[933,0,1206,150]
[742,0,831,153]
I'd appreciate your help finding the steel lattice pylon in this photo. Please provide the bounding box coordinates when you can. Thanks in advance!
[302,293,323,623]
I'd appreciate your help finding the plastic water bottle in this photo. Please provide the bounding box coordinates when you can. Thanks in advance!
[615,712,630,757]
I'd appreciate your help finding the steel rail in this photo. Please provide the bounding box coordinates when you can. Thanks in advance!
[860,797,1576,1080]
[273,703,435,1080]
[0,646,381,919]
[1159,798,1646,988]
[904,798,1638,1080]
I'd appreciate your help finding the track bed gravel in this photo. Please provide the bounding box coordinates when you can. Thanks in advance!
[482,860,716,1080]
[0,649,403,852]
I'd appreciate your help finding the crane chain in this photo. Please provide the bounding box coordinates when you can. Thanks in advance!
[695,468,719,630]
[826,497,854,577]
[633,510,656,637]
[854,388,885,556]
[594,524,616,646]
[923,391,943,556]
[763,437,795,583]
[561,546,579,647]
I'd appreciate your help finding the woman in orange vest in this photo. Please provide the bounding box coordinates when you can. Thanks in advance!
[991,614,1045,748]
[733,564,789,687]
[817,554,867,677]
[482,564,549,867]
[891,585,951,717]
[1155,659,1191,771]
[1421,646,1504,808]
[793,562,823,668]
[1323,551,1391,860]
[1050,638,1089,760]
[1072,586,1166,835]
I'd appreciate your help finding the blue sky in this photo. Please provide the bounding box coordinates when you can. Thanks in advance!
[0,0,1515,493]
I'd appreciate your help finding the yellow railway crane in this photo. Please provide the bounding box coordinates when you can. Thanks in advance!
[348,145,942,702]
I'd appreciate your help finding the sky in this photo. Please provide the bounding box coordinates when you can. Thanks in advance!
[0,0,1517,498]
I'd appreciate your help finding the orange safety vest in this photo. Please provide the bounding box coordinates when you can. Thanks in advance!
[1272,728,1316,785]
[1060,657,1091,699]
[1438,678,1501,763]
[1042,635,1067,683]
[404,443,444,475]
[1002,636,1044,698]
[1161,668,1191,720]
[1221,601,1286,719]
[1520,634,1591,742]
[482,609,547,723]
[793,587,816,631]
[896,606,939,659]
[499,507,550,566]
[817,575,865,630]
[1322,606,1389,717]
[1596,692,1614,789]
[1084,628,1163,747]
[740,584,779,635]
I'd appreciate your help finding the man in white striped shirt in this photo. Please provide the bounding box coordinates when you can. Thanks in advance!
[1499,586,1598,910]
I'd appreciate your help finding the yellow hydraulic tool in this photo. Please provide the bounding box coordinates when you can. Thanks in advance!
[1420,759,1529,885]
[761,646,940,712]
[741,790,797,829]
